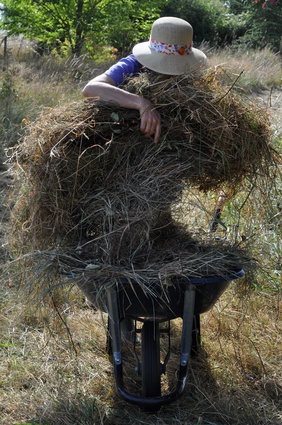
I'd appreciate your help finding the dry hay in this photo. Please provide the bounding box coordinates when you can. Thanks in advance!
[8,69,278,287]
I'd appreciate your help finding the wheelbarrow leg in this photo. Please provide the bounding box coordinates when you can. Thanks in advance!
[181,285,196,355]
[106,287,124,390]
[176,284,196,393]
[191,314,201,356]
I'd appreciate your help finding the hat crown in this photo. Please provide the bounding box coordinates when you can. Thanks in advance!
[150,17,193,46]
[132,16,207,75]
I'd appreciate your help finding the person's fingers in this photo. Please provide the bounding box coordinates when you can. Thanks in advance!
[140,110,161,142]
[142,116,155,136]
[139,112,148,133]
[153,120,161,144]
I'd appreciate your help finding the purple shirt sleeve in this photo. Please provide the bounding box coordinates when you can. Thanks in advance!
[105,54,143,86]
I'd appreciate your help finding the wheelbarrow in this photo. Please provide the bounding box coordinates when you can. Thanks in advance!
[77,268,245,410]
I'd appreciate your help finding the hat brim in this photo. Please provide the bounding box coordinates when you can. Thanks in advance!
[133,42,207,75]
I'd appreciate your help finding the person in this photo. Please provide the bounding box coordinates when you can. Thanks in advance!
[82,16,207,144]
[83,17,207,342]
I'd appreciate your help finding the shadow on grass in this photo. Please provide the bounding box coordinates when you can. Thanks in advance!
[35,342,281,425]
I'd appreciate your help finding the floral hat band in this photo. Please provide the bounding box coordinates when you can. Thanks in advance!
[149,37,193,56]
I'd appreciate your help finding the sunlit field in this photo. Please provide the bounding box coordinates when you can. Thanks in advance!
[0,37,281,425]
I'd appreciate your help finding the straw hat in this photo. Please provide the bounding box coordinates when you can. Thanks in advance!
[133,17,207,75]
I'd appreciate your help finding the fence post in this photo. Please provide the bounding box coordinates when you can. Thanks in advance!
[1,35,8,71]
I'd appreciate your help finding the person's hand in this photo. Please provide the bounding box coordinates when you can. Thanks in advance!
[138,98,161,144]
[82,78,161,143]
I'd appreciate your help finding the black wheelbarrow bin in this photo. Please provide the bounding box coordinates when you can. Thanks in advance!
[77,268,245,410]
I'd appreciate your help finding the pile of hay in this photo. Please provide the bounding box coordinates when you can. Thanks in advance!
[8,70,278,284]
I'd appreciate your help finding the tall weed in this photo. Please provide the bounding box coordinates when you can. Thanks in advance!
[207,45,282,90]
[0,36,109,152]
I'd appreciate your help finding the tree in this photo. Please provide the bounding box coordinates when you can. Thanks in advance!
[162,0,244,46]
[0,0,167,56]
[92,0,167,54]
[226,0,282,51]
[244,0,282,50]
[0,0,94,54]
[228,0,249,14]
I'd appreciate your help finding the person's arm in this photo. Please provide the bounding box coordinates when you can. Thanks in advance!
[82,74,161,144]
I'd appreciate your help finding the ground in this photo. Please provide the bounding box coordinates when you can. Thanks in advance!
[0,165,13,265]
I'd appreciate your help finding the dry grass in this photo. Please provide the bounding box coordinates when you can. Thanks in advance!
[0,280,281,425]
[6,71,277,299]
[207,45,282,90]
[0,41,282,425]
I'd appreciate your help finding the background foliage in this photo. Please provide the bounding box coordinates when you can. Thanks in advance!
[0,0,168,56]
[1,0,282,57]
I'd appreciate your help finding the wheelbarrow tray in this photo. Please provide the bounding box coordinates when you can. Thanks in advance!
[78,269,245,321]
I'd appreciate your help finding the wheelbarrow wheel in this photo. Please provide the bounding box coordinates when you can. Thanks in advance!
[141,321,161,397]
